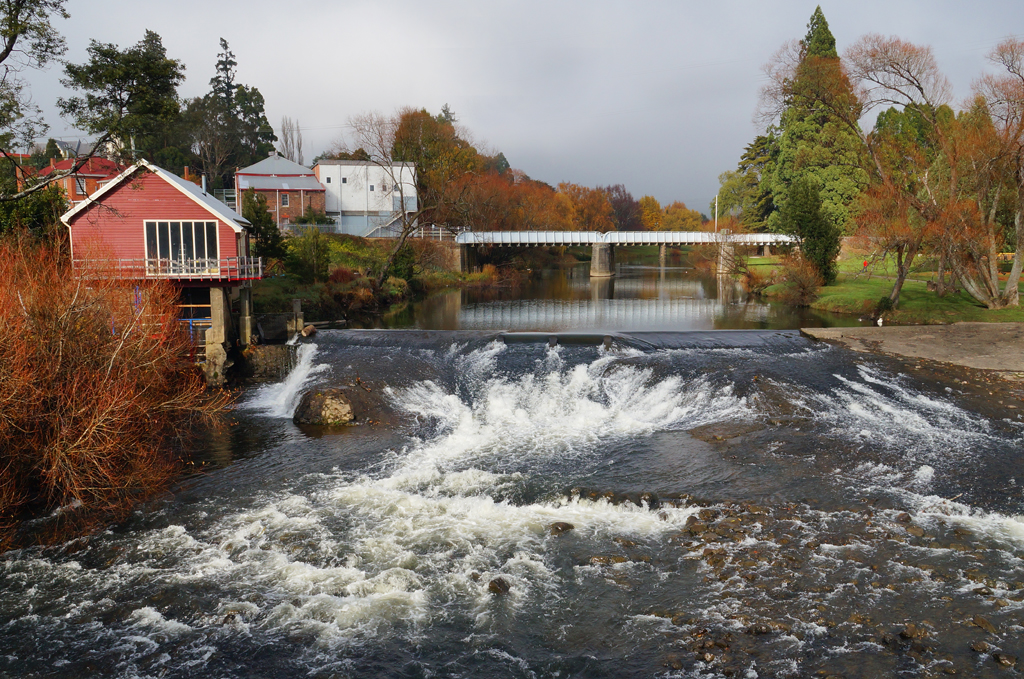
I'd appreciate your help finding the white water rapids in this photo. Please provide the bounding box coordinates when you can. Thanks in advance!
[4,336,1024,679]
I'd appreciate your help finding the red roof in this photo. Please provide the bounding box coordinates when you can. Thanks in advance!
[39,157,124,178]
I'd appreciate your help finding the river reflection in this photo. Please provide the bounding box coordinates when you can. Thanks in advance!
[361,260,865,331]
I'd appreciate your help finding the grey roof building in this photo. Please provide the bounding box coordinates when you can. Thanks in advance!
[235,152,327,228]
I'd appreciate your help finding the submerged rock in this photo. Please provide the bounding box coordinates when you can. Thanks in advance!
[293,388,355,425]
[488,577,511,595]
[900,623,929,640]
[973,614,998,634]
[549,522,575,536]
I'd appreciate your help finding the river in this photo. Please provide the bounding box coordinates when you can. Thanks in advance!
[2,262,1023,678]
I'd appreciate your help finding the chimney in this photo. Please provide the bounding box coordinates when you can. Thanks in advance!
[184,166,191,181]
[50,157,56,169]
[201,175,207,193]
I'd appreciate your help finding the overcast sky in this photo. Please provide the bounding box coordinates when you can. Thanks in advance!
[30,0,1024,214]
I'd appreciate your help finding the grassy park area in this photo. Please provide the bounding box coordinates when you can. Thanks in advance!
[747,252,1024,324]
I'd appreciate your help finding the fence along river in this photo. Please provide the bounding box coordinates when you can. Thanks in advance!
[2,288,1024,676]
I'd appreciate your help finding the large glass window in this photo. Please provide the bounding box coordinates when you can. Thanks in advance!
[144,221,219,273]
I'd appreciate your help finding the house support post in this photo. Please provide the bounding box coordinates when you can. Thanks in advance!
[659,244,667,269]
[204,286,233,386]
[590,243,615,278]
[239,286,254,346]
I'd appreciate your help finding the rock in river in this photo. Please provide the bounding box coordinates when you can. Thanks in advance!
[293,388,355,425]
[488,577,511,595]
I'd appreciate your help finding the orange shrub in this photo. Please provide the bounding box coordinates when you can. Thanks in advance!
[0,240,228,548]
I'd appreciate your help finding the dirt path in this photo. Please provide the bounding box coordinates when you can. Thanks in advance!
[801,323,1024,373]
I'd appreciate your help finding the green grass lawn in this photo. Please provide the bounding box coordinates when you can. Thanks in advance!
[750,253,1024,324]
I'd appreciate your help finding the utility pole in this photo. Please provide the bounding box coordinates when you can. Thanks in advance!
[714,194,719,233]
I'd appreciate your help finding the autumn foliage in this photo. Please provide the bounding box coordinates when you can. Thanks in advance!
[0,241,228,548]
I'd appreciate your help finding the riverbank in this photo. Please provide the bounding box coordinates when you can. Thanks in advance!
[800,322,1024,373]
[801,322,1024,417]
[748,253,1024,324]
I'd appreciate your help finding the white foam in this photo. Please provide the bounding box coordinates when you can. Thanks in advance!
[128,607,192,636]
[913,465,935,488]
[388,350,751,481]
[812,365,997,462]
[241,343,327,418]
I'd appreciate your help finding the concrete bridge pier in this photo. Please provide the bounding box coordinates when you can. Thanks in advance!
[716,232,735,275]
[459,244,478,273]
[590,242,615,277]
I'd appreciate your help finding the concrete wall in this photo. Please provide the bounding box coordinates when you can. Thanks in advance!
[313,161,417,215]
[244,344,298,381]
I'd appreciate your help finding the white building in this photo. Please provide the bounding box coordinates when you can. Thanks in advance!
[312,160,418,237]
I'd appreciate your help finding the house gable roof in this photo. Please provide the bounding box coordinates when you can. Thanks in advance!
[237,154,316,177]
[60,160,251,230]
[39,157,124,178]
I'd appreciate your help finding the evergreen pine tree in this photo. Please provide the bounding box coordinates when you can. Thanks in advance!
[782,177,840,285]
[767,6,867,236]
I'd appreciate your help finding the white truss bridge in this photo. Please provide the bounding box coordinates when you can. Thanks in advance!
[455,231,796,247]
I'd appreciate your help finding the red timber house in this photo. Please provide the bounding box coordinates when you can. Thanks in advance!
[60,160,262,384]
[37,156,125,204]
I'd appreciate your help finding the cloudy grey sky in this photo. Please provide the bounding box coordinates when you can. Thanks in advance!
[30,0,1024,214]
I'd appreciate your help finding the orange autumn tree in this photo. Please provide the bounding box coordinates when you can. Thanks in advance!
[557,183,616,232]
[638,195,662,230]
[661,201,705,231]
[453,170,574,231]
[966,38,1024,307]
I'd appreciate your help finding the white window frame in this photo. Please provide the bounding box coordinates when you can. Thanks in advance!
[75,177,87,197]
[144,220,220,275]
[281,193,289,208]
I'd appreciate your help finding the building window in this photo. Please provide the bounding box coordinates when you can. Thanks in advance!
[281,194,289,207]
[144,221,219,272]
[342,177,347,184]
[369,185,374,192]
[326,176,332,184]
[75,178,87,196]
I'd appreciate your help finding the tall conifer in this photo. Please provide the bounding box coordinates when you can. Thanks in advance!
[782,177,840,285]
[767,6,867,236]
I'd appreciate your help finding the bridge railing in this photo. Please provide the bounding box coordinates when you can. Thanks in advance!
[456,231,798,247]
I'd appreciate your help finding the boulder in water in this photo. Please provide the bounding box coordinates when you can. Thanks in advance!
[293,388,355,425]
[549,522,575,536]
[488,577,511,595]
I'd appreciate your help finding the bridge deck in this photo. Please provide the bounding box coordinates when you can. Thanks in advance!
[456,231,795,247]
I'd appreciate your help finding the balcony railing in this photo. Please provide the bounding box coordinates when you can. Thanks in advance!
[73,256,263,281]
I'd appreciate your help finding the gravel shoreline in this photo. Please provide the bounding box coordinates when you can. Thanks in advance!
[801,322,1024,374]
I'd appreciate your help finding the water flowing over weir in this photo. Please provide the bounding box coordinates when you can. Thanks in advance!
[2,330,1024,678]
